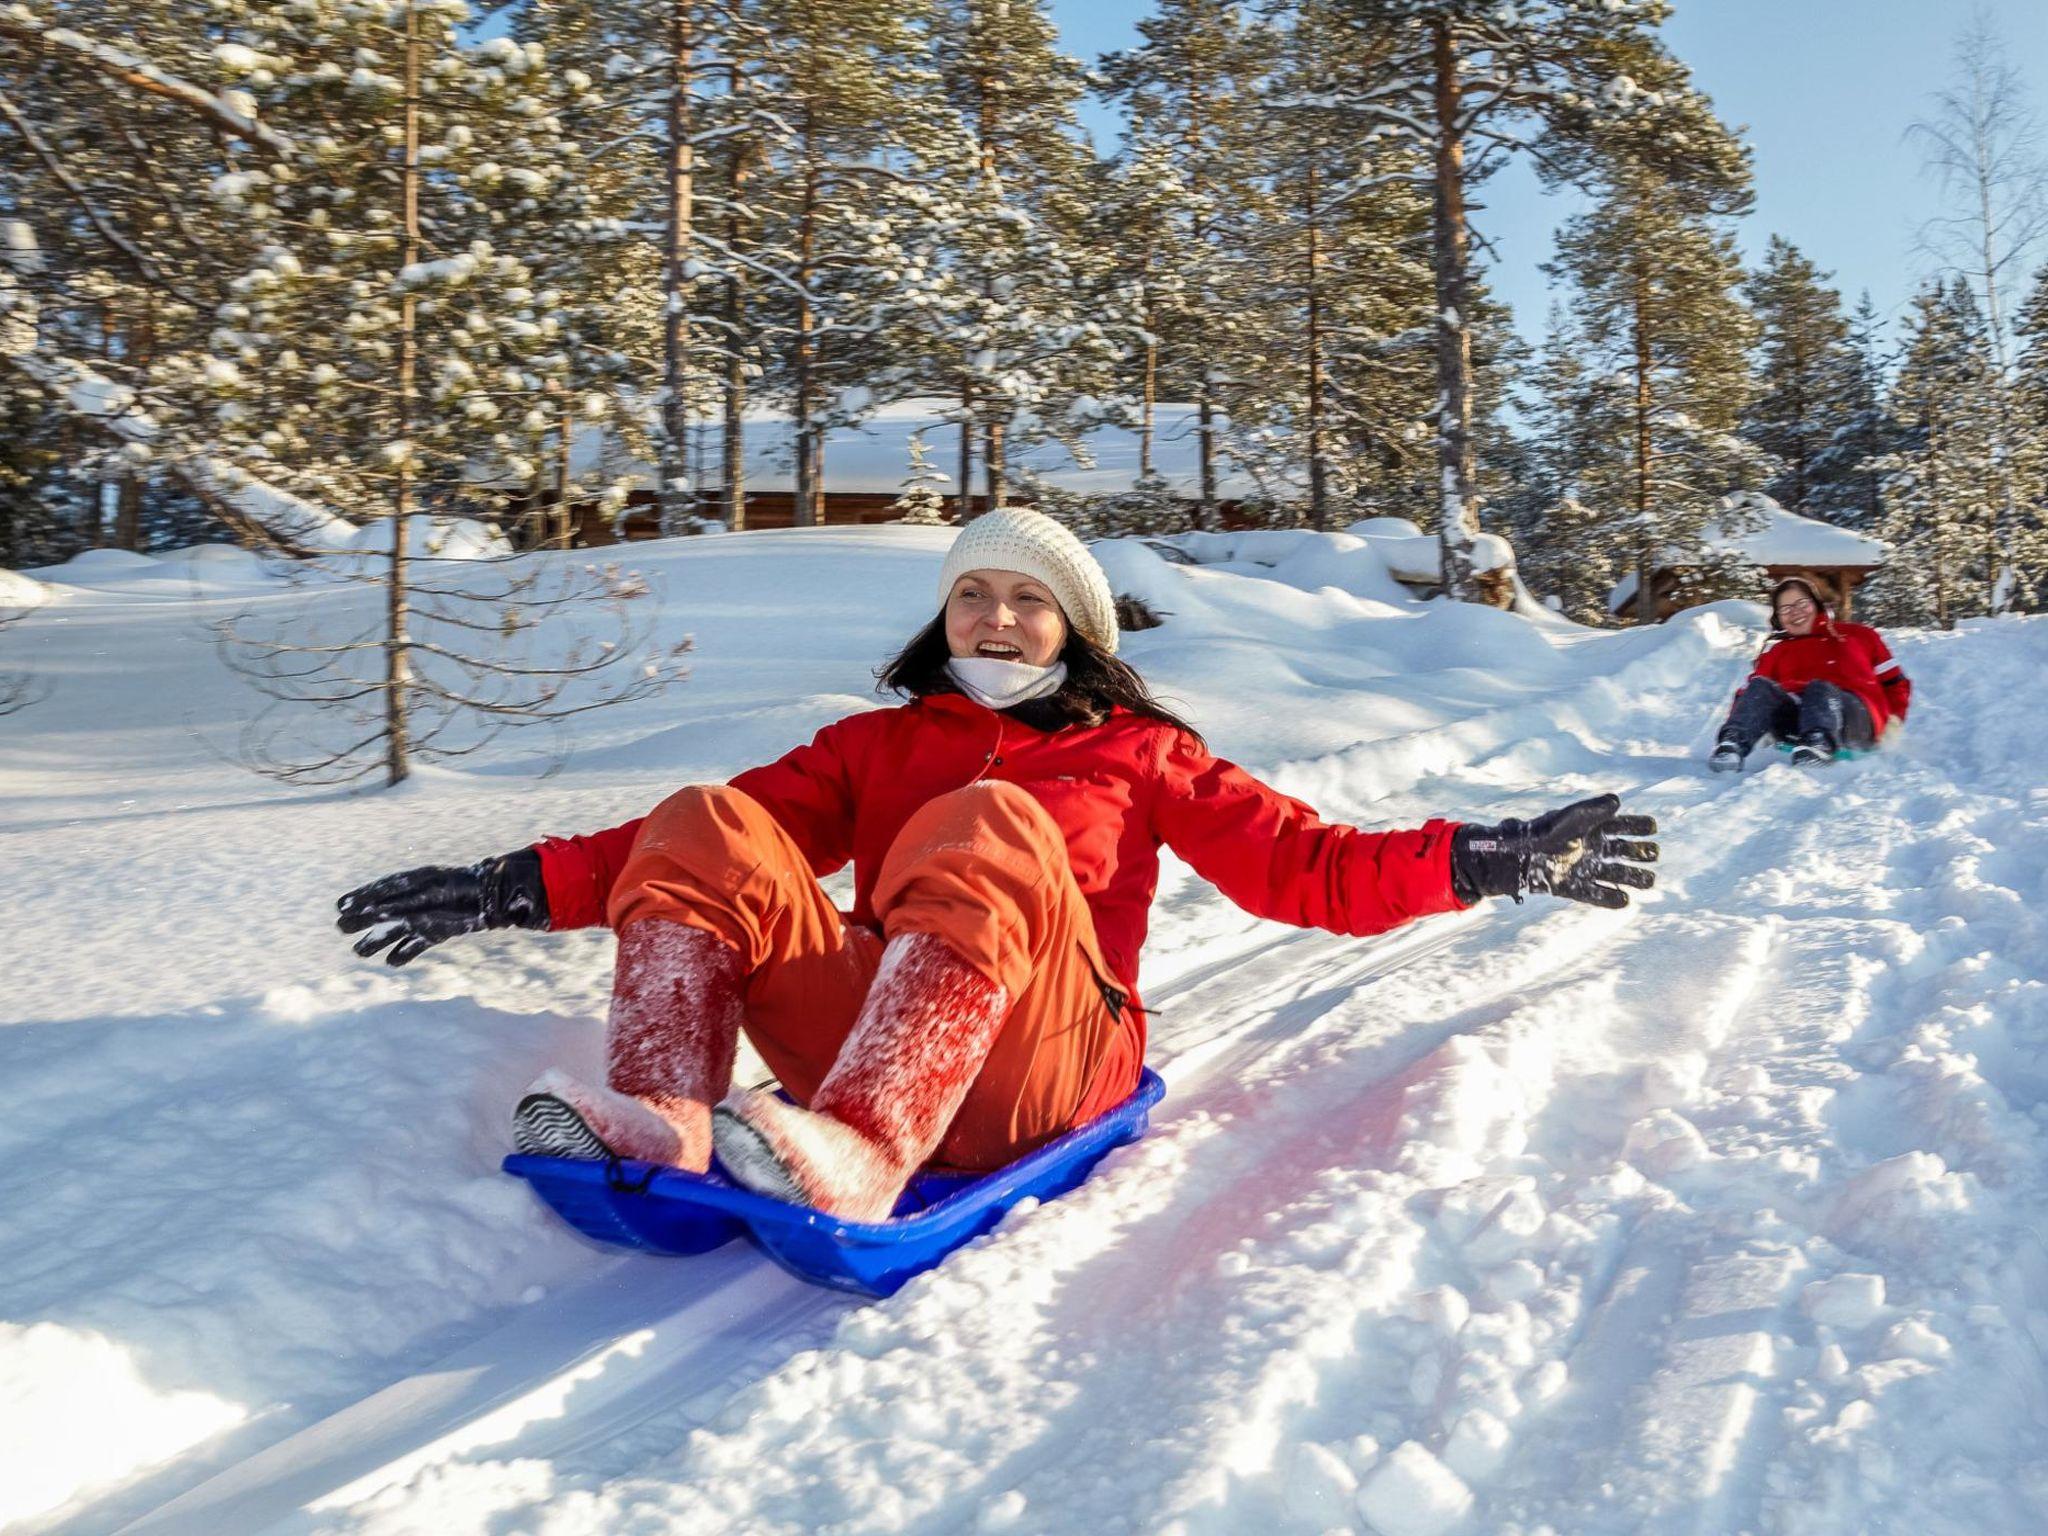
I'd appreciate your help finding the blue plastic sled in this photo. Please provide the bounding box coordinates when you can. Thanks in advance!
[504,1068,1166,1297]
[1772,741,1872,761]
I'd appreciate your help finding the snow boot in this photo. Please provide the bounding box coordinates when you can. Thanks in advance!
[1708,738,1745,773]
[513,919,745,1170]
[515,1068,696,1163]
[1789,730,1837,768]
[713,931,1011,1222]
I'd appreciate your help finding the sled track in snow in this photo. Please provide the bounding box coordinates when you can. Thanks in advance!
[95,915,1479,1536]
[69,617,2048,1536]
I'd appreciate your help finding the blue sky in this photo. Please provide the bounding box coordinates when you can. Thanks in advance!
[1051,0,2048,349]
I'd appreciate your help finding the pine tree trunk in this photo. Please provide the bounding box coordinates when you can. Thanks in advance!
[973,60,1004,516]
[792,151,819,528]
[1140,295,1157,481]
[387,0,422,787]
[958,383,976,521]
[1182,71,1216,533]
[116,473,140,550]
[1305,153,1328,532]
[553,395,574,548]
[984,419,1005,509]
[721,344,746,531]
[1632,265,1658,627]
[658,0,696,536]
[1429,19,1481,601]
[721,60,749,533]
[1928,414,1951,630]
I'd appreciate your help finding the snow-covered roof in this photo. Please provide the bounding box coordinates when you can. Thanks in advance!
[466,396,1269,502]
[1608,492,1888,611]
[1697,492,1887,569]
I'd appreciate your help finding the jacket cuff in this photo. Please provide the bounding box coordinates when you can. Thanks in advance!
[1372,817,1471,920]
[532,835,608,931]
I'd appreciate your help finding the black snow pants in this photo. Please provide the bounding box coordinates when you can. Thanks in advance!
[1718,676,1876,754]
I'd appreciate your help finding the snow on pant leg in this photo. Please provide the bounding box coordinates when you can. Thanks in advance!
[868,781,1137,1170]
[1796,681,1875,749]
[1721,676,1799,751]
[597,921,745,1169]
[607,784,879,1114]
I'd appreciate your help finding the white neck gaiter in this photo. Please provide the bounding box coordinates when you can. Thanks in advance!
[945,656,1068,711]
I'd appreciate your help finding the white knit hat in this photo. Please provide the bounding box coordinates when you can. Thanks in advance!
[935,508,1119,654]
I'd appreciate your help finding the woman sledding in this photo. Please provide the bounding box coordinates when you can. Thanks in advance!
[337,511,1660,1222]
[1709,573,1912,772]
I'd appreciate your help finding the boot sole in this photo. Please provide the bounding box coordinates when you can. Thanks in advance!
[711,1105,807,1205]
[513,1093,613,1161]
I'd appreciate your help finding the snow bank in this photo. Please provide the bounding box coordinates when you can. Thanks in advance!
[0,1323,245,1530]
[0,567,50,608]
[25,543,283,597]
[339,513,513,561]
[6,524,2048,1536]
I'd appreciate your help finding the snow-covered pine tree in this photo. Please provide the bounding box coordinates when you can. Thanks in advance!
[503,0,668,546]
[1236,0,1457,532]
[1804,291,1902,535]
[1095,137,1201,495]
[0,1,296,554]
[891,428,951,524]
[1507,303,1623,623]
[1742,236,1864,517]
[927,0,1127,517]
[195,3,592,532]
[201,0,688,784]
[1545,163,1761,625]
[1872,277,2003,629]
[742,0,961,527]
[704,18,777,530]
[1319,0,1747,601]
[1101,0,1272,530]
[2000,264,2048,607]
[1907,13,2048,612]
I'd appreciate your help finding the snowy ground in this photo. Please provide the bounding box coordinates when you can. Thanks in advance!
[3,528,2045,1536]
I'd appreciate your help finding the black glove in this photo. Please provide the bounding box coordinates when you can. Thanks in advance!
[1450,794,1658,909]
[335,849,549,965]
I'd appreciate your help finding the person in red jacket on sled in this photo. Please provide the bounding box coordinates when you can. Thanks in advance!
[1708,573,1912,773]
[337,511,1659,1222]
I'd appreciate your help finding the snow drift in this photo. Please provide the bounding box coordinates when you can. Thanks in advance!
[3,527,2045,1536]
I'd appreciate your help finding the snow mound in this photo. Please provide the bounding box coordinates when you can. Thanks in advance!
[0,1321,246,1529]
[0,567,48,607]
[6,526,2048,1536]
[340,513,512,561]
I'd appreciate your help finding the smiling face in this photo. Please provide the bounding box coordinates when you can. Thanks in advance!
[943,568,1068,668]
[1774,587,1820,636]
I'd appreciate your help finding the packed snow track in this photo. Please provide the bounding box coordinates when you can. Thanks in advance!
[3,530,2044,1536]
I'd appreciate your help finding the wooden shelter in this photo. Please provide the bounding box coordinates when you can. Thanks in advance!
[1607,493,1887,623]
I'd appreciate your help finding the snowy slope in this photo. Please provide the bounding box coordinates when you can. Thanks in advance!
[3,531,2045,1536]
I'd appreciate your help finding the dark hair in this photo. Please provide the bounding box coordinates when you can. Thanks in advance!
[877,612,1206,746]
[1768,574,1835,634]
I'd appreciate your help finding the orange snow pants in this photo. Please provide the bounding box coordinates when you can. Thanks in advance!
[606,781,1142,1170]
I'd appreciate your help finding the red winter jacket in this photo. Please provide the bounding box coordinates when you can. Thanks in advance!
[533,692,1467,1053]
[1742,619,1911,732]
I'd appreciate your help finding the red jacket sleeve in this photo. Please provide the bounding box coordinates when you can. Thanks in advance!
[1151,731,1466,936]
[531,715,868,931]
[532,819,644,931]
[1861,629,1911,722]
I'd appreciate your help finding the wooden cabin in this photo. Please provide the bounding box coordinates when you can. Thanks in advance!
[1607,493,1887,623]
